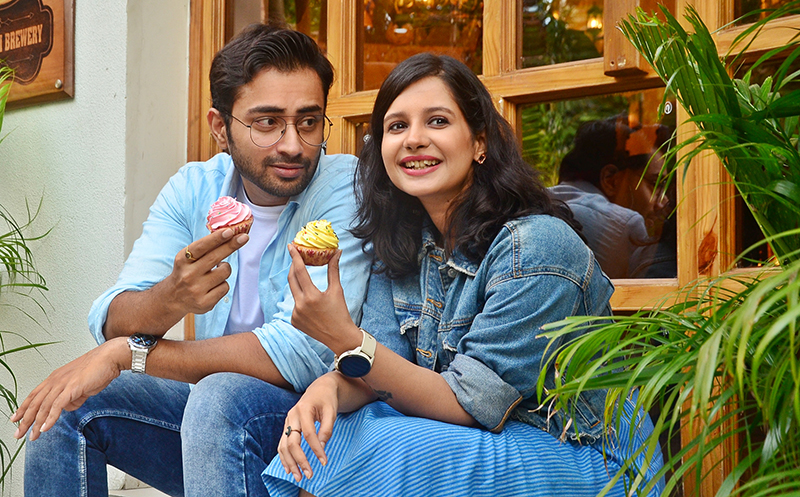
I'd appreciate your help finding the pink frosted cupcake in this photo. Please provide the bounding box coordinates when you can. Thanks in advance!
[206,196,253,234]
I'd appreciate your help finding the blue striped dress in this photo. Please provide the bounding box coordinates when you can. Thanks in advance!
[262,395,664,496]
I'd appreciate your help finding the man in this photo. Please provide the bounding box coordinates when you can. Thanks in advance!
[13,24,371,497]
[550,116,675,278]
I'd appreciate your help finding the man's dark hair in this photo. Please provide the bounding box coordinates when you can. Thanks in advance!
[559,115,671,186]
[209,24,334,126]
[352,53,582,278]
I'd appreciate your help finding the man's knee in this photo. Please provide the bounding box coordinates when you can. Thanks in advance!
[183,373,300,436]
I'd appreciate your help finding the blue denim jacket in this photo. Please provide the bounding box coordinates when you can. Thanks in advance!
[88,152,372,392]
[360,214,614,442]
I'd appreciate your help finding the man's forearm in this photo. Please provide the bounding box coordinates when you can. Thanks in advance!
[144,332,293,388]
[105,331,292,388]
[103,281,186,340]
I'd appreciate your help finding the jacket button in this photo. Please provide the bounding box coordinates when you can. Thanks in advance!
[447,268,457,278]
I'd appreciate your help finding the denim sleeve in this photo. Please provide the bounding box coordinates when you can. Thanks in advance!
[88,168,196,345]
[254,162,373,392]
[441,273,584,432]
[358,268,415,362]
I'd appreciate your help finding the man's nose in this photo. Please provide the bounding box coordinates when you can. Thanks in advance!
[275,123,305,156]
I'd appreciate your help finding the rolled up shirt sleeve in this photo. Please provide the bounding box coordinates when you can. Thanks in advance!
[441,272,585,432]
[88,167,199,345]
[255,265,334,392]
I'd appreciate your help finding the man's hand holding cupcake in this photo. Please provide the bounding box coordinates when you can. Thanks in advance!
[164,196,252,317]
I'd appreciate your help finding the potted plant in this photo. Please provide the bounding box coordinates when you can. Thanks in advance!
[538,3,800,496]
[0,64,52,487]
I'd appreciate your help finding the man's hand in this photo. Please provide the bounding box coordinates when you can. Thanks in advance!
[103,228,249,339]
[10,338,129,441]
[162,228,249,315]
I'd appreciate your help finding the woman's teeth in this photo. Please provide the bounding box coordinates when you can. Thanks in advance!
[403,159,440,170]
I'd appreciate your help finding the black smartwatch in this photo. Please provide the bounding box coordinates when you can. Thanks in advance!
[127,333,158,374]
[334,329,377,378]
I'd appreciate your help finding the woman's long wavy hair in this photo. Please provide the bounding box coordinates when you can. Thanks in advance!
[353,54,581,278]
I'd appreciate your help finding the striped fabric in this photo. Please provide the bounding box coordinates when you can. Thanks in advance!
[263,396,664,497]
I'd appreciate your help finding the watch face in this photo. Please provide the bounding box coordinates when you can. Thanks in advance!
[130,334,157,348]
[338,355,371,378]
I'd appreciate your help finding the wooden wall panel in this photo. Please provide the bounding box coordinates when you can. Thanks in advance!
[188,0,228,165]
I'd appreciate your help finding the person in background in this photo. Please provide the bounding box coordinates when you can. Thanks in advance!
[550,116,675,279]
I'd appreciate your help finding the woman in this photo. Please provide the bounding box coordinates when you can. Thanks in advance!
[263,54,664,496]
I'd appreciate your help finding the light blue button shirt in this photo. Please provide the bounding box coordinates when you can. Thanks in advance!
[88,152,371,392]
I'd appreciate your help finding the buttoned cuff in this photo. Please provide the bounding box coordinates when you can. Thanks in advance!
[441,354,522,432]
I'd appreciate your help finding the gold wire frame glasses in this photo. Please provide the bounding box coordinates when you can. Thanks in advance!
[228,114,333,148]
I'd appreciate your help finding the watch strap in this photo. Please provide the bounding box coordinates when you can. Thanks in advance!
[130,348,148,374]
[128,334,157,374]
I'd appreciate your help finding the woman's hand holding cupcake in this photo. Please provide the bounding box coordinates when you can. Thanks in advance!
[286,242,362,356]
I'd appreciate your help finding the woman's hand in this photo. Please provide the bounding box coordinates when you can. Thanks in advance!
[286,245,362,354]
[278,373,340,482]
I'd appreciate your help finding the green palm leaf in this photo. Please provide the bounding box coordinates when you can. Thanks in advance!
[0,63,53,489]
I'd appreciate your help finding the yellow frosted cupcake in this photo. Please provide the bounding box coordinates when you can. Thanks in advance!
[291,220,339,266]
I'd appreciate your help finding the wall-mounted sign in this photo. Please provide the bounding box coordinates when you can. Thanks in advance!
[0,0,73,107]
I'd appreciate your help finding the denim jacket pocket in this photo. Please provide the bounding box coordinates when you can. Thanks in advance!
[394,306,421,358]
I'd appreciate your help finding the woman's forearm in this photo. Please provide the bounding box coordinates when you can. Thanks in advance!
[329,372,378,413]
[361,343,479,428]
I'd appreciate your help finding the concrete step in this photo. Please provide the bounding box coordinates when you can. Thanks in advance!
[110,488,169,497]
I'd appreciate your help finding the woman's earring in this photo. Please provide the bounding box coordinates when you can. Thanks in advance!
[476,153,486,164]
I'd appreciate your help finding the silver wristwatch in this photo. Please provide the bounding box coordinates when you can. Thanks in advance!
[127,333,158,374]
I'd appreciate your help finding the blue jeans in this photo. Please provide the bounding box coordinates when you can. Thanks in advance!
[24,371,301,497]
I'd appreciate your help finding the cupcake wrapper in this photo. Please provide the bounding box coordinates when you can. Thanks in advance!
[207,217,253,235]
[293,244,336,266]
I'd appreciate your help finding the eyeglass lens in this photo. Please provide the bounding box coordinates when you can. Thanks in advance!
[248,115,331,148]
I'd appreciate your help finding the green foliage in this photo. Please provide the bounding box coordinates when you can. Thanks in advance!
[538,3,800,496]
[541,252,800,496]
[0,64,53,488]
[619,3,800,264]
[0,66,10,146]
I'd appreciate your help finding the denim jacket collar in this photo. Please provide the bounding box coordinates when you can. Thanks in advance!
[419,224,479,277]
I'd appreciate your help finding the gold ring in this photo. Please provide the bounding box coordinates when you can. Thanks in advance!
[285,426,301,437]
[185,249,196,262]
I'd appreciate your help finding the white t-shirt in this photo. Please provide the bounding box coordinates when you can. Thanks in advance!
[224,184,286,335]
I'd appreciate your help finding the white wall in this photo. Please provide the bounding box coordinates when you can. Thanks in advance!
[0,1,189,494]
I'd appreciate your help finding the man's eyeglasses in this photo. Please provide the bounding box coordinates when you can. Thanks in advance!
[228,114,332,148]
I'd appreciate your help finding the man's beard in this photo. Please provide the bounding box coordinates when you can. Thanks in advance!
[228,137,320,199]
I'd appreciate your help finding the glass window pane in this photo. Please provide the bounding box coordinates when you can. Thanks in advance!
[520,0,604,69]
[354,120,371,156]
[735,0,794,25]
[230,0,326,48]
[521,89,678,279]
[360,0,483,91]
